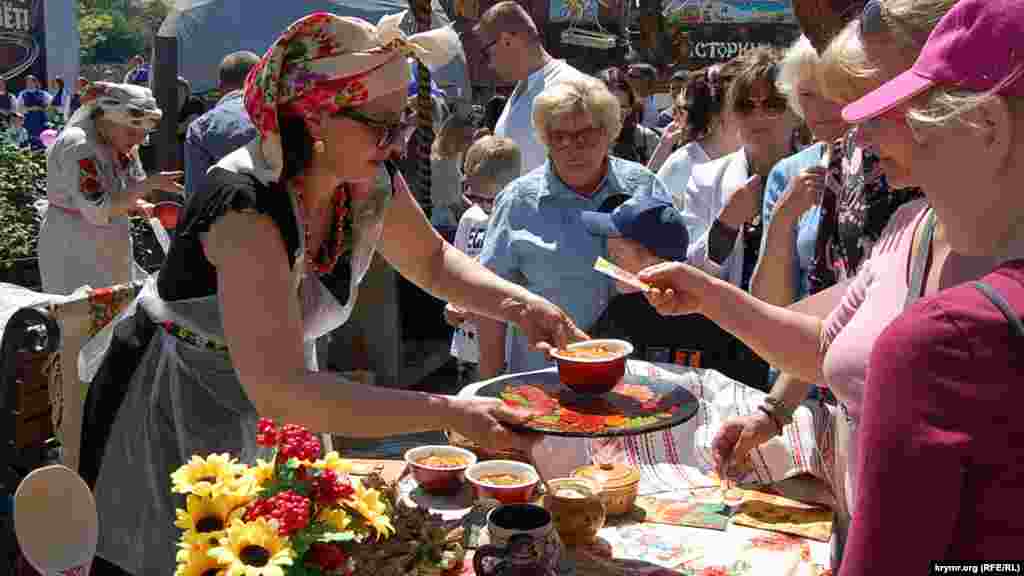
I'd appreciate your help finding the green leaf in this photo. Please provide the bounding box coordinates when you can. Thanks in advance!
[317,530,356,543]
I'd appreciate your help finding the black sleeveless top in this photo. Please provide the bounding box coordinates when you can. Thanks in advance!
[157,167,351,305]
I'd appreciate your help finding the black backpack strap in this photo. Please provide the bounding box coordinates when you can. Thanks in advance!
[972,281,1024,338]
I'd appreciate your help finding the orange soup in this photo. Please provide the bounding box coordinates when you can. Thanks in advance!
[478,473,527,486]
[560,343,622,360]
[416,454,470,468]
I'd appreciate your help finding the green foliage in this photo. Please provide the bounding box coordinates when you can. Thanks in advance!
[0,144,46,267]
[78,0,172,64]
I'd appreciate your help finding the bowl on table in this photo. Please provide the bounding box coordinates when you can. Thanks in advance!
[550,339,634,395]
[404,445,477,495]
[465,460,539,504]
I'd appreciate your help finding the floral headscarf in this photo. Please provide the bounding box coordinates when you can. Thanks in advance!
[244,11,458,179]
[66,81,162,131]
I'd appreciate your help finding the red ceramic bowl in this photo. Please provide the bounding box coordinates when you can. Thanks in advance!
[152,201,182,230]
[550,339,634,395]
[465,460,539,504]
[404,446,477,495]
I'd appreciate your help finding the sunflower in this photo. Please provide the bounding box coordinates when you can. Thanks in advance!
[173,454,244,498]
[317,507,352,532]
[210,518,294,576]
[175,541,228,576]
[345,479,393,539]
[177,529,224,564]
[176,495,237,536]
[312,451,353,475]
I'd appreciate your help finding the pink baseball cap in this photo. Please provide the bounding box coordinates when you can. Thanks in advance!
[843,0,1024,123]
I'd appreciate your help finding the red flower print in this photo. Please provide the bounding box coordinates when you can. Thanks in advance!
[699,567,729,576]
[617,383,656,403]
[749,533,799,551]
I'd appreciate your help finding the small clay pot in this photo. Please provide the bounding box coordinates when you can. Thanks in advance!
[572,462,640,517]
[543,478,606,547]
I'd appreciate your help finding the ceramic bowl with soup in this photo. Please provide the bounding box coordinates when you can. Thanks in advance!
[550,339,634,395]
[466,460,539,504]
[405,445,477,494]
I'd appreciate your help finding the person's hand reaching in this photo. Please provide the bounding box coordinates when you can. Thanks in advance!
[638,261,718,316]
[711,414,775,482]
[145,171,184,196]
[503,294,589,356]
[448,397,541,454]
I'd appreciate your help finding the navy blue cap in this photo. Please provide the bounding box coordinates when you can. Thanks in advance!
[581,196,689,262]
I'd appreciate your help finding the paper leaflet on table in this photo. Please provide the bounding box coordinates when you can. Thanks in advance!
[594,256,652,292]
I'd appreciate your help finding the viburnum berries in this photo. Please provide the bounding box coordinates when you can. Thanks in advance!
[311,469,355,505]
[244,490,311,535]
[256,418,322,463]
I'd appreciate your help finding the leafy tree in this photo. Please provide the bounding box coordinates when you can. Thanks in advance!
[78,0,172,64]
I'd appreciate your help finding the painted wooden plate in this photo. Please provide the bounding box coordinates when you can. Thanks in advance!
[476,371,698,437]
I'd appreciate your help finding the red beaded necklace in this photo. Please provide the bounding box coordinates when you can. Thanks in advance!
[291,176,351,275]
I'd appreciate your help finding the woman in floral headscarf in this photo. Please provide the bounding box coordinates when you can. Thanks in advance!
[39,81,183,295]
[80,12,586,575]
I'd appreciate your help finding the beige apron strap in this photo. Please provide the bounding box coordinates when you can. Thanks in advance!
[830,406,852,570]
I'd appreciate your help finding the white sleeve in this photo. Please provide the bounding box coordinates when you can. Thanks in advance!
[679,172,724,278]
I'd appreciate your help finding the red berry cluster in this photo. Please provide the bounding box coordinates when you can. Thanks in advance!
[255,418,322,463]
[245,490,311,535]
[306,543,351,574]
[256,418,279,447]
[310,469,355,505]
[277,424,322,462]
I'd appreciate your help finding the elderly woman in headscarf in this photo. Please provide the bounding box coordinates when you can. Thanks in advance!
[38,82,183,295]
[80,13,585,575]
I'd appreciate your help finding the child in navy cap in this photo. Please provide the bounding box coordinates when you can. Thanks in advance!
[583,195,761,385]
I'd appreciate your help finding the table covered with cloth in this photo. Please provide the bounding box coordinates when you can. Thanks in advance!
[390,360,841,575]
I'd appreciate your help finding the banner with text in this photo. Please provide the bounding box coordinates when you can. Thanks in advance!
[0,0,44,84]
[670,23,800,69]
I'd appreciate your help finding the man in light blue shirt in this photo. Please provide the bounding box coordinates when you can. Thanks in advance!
[183,51,260,200]
[475,1,583,174]
[477,75,672,378]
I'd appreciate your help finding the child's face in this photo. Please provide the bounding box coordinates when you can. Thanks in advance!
[607,237,663,294]
[12,117,22,127]
[464,173,499,215]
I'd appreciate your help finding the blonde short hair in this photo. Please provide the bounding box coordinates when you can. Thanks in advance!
[532,75,623,149]
[776,35,821,119]
[818,0,957,105]
[463,136,522,192]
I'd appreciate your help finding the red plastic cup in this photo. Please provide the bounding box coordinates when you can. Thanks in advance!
[152,201,182,230]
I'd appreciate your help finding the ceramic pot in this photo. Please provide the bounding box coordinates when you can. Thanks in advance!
[543,478,605,547]
[572,462,640,516]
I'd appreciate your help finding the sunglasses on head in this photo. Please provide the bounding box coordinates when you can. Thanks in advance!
[335,107,417,149]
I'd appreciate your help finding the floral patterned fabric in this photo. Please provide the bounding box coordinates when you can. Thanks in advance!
[243,10,459,179]
[816,128,924,285]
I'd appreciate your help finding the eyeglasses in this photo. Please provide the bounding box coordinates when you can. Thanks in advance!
[735,96,788,117]
[334,107,416,149]
[547,125,605,149]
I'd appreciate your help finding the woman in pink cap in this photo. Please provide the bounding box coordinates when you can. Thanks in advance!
[838,0,1024,572]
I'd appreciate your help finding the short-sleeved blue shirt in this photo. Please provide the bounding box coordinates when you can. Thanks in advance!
[479,156,672,373]
[761,143,825,301]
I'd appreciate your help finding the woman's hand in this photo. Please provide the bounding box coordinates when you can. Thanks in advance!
[503,294,589,355]
[711,413,777,481]
[717,174,763,229]
[145,171,184,196]
[777,166,825,221]
[443,303,467,327]
[448,396,541,453]
[638,261,717,316]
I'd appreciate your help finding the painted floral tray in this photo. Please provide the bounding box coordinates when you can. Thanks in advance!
[476,371,698,437]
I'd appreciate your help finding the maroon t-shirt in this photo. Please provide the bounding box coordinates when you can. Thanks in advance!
[840,260,1024,575]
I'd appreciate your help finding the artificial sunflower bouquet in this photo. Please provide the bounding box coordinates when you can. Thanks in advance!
[171,419,462,576]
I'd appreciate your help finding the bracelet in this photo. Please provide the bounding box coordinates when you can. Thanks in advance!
[757,405,784,436]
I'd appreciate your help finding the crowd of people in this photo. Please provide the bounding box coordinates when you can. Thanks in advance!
[26,0,1022,573]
